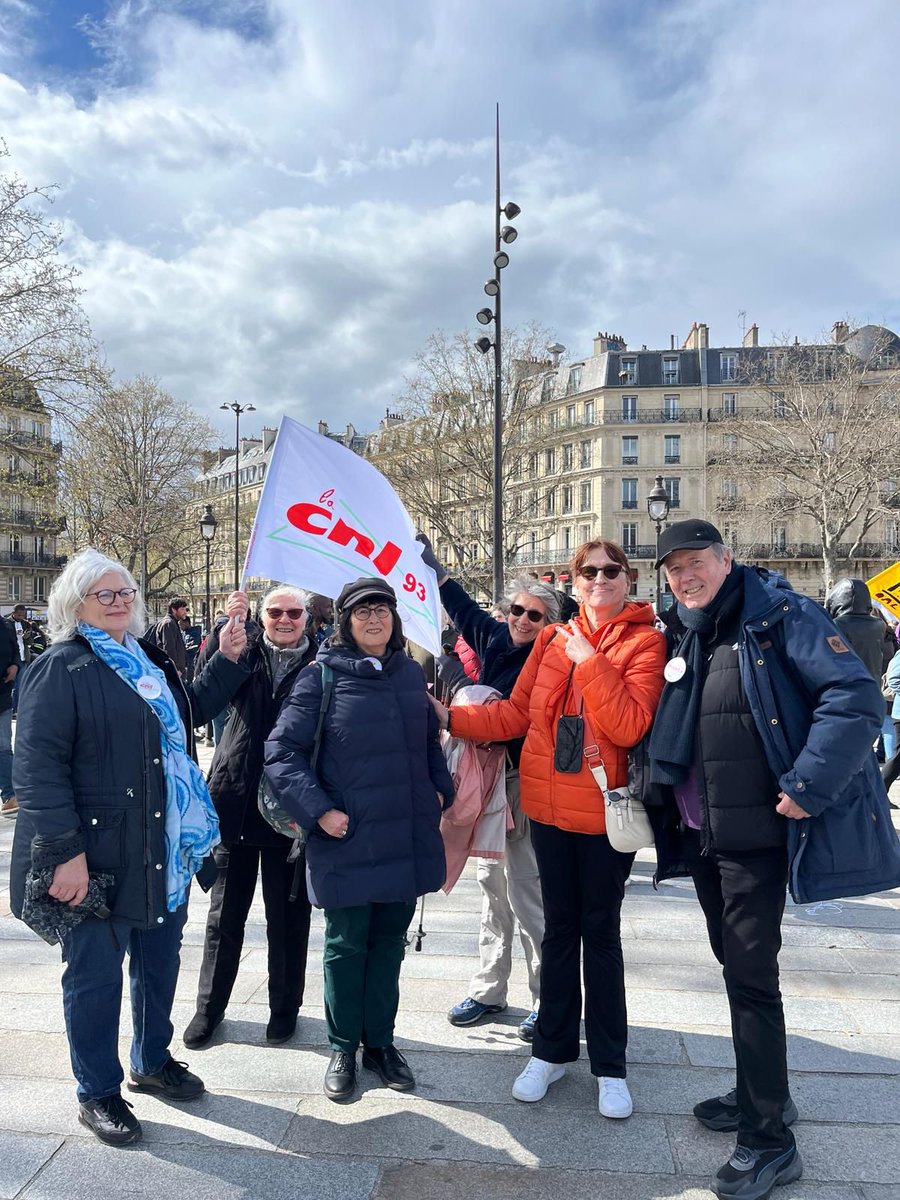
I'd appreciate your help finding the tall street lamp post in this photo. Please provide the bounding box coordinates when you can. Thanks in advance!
[647,474,671,611]
[220,401,255,590]
[475,103,520,604]
[199,504,217,635]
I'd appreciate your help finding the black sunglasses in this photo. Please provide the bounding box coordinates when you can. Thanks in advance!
[579,564,625,581]
[509,602,546,623]
[266,607,305,619]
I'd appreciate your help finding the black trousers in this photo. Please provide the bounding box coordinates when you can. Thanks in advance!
[684,830,790,1151]
[529,820,634,1077]
[195,842,312,1019]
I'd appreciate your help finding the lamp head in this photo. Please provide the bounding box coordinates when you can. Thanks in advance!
[476,308,494,326]
[199,504,218,541]
[500,225,518,244]
[475,336,493,354]
[494,250,510,270]
[501,201,521,220]
[483,278,500,297]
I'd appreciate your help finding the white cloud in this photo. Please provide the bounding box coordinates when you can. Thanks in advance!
[0,0,898,438]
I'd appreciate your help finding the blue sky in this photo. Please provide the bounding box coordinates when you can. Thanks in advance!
[2,0,899,437]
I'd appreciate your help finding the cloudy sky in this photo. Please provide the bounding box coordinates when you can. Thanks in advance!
[1,0,899,440]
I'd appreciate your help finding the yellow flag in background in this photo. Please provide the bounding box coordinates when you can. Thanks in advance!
[866,561,900,620]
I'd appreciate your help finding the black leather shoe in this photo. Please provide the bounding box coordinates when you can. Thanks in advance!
[266,1012,298,1044]
[362,1044,415,1091]
[78,1094,142,1145]
[183,1011,223,1050]
[127,1056,205,1101]
[324,1050,357,1100]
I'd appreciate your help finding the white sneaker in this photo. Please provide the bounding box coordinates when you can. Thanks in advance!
[512,1056,566,1102]
[597,1075,633,1118]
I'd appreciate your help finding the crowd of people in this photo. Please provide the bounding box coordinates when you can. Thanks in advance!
[5,523,900,1200]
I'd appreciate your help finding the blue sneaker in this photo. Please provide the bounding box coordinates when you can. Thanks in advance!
[447,996,507,1027]
[517,1009,538,1042]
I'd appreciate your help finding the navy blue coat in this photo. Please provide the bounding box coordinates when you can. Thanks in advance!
[10,635,249,926]
[263,643,455,909]
[439,578,533,699]
[658,568,900,904]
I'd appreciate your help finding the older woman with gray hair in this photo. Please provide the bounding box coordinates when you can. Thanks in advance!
[417,537,560,1040]
[184,583,318,1051]
[9,549,249,1147]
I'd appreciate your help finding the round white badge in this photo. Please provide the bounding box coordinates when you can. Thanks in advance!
[664,657,687,683]
[136,674,163,700]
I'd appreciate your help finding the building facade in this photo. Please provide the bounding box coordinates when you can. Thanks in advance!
[369,321,900,604]
[0,370,65,618]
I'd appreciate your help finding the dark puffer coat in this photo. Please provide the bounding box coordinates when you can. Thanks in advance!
[206,624,316,847]
[824,578,887,681]
[10,635,248,926]
[263,643,454,909]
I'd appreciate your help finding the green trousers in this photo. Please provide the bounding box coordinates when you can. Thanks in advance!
[323,901,416,1053]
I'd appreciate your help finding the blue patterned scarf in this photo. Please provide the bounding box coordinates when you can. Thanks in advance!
[77,622,220,910]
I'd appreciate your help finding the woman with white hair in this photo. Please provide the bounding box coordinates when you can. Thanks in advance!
[417,537,559,1042]
[183,584,317,1050]
[9,549,249,1147]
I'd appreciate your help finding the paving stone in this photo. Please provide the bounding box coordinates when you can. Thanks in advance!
[838,948,900,975]
[840,1000,900,1034]
[0,1132,62,1199]
[17,1142,380,1200]
[780,972,900,1001]
[374,1165,865,1200]
[682,1028,900,1075]
[282,1094,676,1173]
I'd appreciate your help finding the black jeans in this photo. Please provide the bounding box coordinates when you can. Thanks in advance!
[529,820,634,1077]
[684,830,790,1151]
[195,842,312,1019]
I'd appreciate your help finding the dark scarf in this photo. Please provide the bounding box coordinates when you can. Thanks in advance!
[649,564,746,786]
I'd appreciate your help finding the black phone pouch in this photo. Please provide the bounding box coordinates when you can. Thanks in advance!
[554,714,585,773]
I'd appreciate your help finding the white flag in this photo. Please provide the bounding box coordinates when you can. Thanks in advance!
[243,416,442,655]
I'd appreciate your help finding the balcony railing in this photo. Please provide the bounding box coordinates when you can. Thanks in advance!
[742,542,900,561]
[0,551,67,568]
[512,543,660,568]
[0,509,66,532]
[602,408,703,425]
[2,431,63,453]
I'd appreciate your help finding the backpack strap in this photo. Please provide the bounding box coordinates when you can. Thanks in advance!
[310,662,334,775]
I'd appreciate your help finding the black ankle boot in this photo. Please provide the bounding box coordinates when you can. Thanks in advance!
[324,1050,357,1100]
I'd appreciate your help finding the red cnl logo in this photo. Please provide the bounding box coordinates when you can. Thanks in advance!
[286,502,402,577]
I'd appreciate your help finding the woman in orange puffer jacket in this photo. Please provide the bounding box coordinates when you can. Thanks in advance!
[432,539,665,1119]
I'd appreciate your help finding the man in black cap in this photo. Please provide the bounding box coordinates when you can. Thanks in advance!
[649,519,899,1200]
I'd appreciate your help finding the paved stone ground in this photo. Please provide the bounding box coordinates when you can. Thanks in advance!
[0,736,897,1199]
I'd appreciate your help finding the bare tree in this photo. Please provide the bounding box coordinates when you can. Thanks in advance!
[60,377,215,607]
[711,330,900,590]
[368,323,557,598]
[0,144,107,420]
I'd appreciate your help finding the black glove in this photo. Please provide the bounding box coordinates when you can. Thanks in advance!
[415,532,447,581]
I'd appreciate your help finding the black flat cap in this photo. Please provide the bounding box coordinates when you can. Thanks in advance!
[335,577,397,613]
[655,519,725,569]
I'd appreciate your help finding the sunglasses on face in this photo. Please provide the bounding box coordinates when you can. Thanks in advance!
[509,603,546,623]
[84,588,137,605]
[266,607,305,620]
[579,564,625,581]
[351,604,392,621]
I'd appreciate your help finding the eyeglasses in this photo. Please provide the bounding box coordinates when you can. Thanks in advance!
[83,588,138,605]
[579,564,625,581]
[266,607,305,619]
[509,603,546,623]
[351,604,392,620]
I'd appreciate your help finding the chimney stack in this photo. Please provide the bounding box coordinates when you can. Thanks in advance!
[742,323,759,348]
[832,321,850,344]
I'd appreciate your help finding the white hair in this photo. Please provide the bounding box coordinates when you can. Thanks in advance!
[47,549,147,643]
[260,584,308,611]
[503,576,561,623]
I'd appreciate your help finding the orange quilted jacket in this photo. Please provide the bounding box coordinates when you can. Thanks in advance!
[449,602,666,834]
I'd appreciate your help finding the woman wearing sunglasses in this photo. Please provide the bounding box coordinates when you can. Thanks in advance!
[416,537,559,1042]
[9,549,249,1146]
[431,540,665,1119]
[184,585,317,1051]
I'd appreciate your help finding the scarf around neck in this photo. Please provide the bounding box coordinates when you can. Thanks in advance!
[648,564,746,786]
[77,622,220,910]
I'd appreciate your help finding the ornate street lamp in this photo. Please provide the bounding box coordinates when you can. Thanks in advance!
[647,474,670,610]
[199,504,217,634]
[220,401,255,589]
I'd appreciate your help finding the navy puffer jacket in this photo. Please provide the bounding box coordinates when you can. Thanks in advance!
[263,643,455,909]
